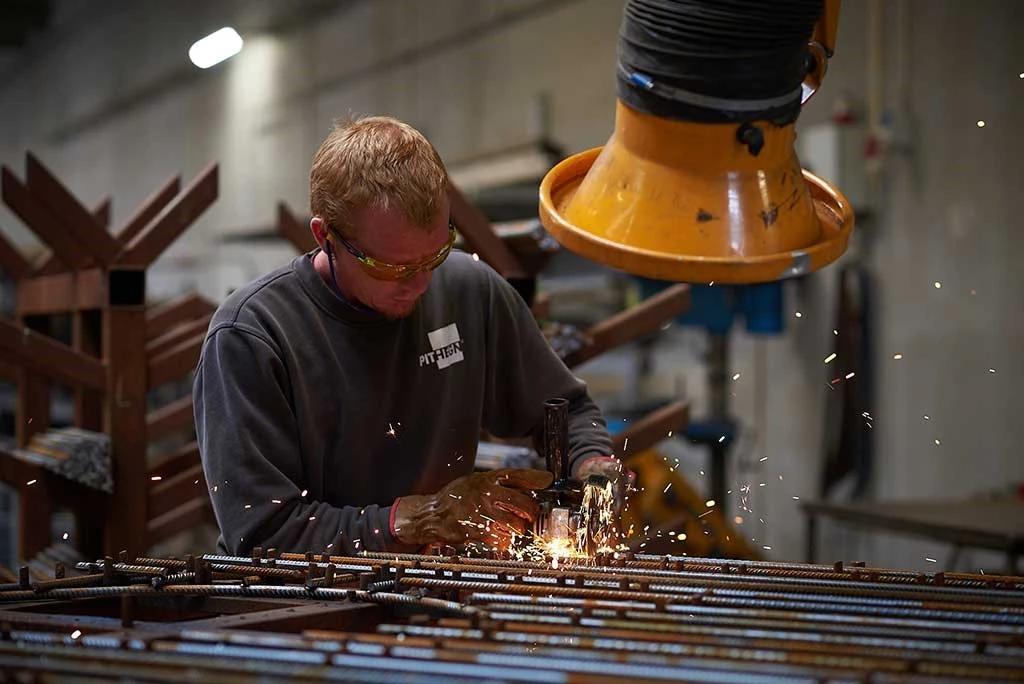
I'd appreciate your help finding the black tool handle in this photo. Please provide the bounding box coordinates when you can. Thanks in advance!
[543,397,569,481]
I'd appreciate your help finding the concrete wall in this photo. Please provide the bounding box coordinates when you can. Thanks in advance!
[0,0,1021,570]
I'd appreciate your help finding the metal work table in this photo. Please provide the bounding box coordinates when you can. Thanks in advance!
[802,497,1024,573]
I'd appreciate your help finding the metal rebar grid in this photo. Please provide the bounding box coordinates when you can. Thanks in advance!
[0,551,1021,683]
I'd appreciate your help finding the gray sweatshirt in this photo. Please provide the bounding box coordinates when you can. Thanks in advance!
[193,249,612,556]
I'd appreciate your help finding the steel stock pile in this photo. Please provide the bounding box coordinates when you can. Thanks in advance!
[1,549,1023,682]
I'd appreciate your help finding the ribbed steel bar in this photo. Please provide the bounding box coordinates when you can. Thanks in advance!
[1,550,1021,682]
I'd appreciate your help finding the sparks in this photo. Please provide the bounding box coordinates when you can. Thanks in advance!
[62,532,69,540]
[150,476,161,481]
[70,630,82,640]
[301,489,308,497]
[893,353,903,360]
[925,557,937,563]
[732,373,741,380]
[705,499,716,507]
[794,311,802,318]
[386,423,397,438]
[271,499,282,504]
[845,372,855,379]
[934,281,942,288]
[824,353,836,364]
[26,479,36,486]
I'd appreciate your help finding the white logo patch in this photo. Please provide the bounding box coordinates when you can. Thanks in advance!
[419,323,464,370]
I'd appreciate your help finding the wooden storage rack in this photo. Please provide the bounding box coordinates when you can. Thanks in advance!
[0,153,218,561]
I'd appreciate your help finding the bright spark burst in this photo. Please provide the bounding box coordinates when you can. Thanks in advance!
[509,479,622,564]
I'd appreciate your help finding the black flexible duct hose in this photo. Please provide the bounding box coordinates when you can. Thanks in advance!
[617,0,824,124]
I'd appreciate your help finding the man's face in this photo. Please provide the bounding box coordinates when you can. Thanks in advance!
[331,202,453,320]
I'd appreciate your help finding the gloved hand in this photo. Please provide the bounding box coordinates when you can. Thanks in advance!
[574,456,636,517]
[392,468,553,550]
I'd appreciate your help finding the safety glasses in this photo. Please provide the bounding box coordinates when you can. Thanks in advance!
[333,223,457,281]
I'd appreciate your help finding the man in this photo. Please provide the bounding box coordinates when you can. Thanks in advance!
[194,115,628,556]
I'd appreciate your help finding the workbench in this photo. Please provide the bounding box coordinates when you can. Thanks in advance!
[802,497,1024,574]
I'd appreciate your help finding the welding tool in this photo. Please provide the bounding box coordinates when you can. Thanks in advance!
[530,397,612,556]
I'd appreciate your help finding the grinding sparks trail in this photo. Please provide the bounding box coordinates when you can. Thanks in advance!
[507,479,623,565]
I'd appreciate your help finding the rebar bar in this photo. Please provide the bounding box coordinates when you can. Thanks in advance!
[1,549,1022,683]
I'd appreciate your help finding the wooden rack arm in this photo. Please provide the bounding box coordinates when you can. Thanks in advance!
[565,284,691,368]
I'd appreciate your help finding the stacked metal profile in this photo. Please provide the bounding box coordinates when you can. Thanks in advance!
[0,549,1022,682]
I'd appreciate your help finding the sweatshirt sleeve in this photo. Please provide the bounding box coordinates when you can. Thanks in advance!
[478,266,613,474]
[193,323,417,556]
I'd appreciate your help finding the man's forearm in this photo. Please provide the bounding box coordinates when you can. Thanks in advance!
[220,498,416,557]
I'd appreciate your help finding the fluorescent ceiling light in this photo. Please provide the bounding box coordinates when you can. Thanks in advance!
[189,27,243,69]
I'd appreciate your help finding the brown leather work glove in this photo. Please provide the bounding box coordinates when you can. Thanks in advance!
[392,468,553,550]
[575,456,637,518]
